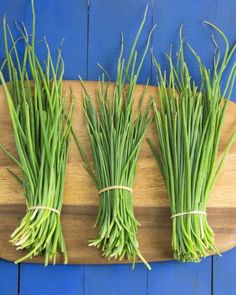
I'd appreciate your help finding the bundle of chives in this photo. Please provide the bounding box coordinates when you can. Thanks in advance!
[148,24,236,262]
[75,7,154,269]
[0,1,73,264]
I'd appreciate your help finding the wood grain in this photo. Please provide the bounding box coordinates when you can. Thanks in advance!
[0,80,235,264]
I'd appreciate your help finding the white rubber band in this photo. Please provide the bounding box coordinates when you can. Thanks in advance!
[98,185,133,195]
[27,205,60,215]
[171,211,207,219]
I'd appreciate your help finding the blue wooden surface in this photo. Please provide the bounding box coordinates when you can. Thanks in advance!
[213,248,236,295]
[88,0,153,83]
[152,0,236,92]
[84,264,148,295]
[20,264,84,295]
[0,260,18,295]
[149,259,212,295]
[0,0,236,294]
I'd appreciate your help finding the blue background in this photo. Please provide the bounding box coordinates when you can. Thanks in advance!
[0,0,236,294]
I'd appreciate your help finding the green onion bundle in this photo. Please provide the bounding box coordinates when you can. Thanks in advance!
[75,8,154,269]
[0,2,73,264]
[148,24,236,262]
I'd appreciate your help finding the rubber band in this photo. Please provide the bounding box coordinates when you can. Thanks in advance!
[27,205,60,215]
[98,185,133,195]
[171,211,207,219]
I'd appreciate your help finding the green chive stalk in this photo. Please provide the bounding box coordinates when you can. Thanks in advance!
[0,1,73,264]
[148,24,236,262]
[75,7,154,269]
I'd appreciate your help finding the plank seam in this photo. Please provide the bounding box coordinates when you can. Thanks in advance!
[211,256,214,295]
[83,265,86,295]
[86,0,90,80]
[18,264,21,295]
[150,0,154,86]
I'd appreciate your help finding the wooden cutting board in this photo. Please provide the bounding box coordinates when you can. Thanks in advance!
[0,81,236,265]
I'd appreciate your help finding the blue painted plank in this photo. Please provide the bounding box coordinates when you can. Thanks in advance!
[0,0,28,80]
[1,0,88,80]
[152,0,236,97]
[20,264,84,295]
[0,0,26,52]
[88,0,153,84]
[213,248,236,295]
[0,259,18,295]
[148,258,212,295]
[85,264,147,295]
[23,0,88,80]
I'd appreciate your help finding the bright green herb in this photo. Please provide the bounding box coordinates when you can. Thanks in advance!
[0,1,73,264]
[148,24,236,262]
[74,7,154,269]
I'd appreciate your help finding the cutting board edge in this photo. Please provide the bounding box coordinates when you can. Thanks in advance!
[1,245,235,265]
